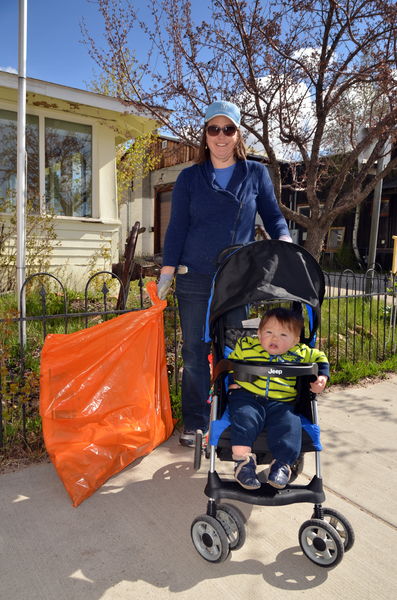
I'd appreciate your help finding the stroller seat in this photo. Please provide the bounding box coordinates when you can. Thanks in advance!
[214,326,323,465]
[206,356,322,477]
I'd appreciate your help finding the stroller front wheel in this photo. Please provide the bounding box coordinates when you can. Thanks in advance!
[299,518,344,567]
[191,515,230,563]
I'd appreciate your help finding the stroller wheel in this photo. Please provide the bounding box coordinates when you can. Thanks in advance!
[193,430,203,470]
[216,503,246,550]
[191,515,230,563]
[312,508,355,552]
[299,518,344,568]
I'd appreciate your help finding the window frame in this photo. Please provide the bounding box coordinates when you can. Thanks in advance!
[0,102,97,219]
[297,203,325,218]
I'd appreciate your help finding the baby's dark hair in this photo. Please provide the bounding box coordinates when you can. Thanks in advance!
[259,307,304,337]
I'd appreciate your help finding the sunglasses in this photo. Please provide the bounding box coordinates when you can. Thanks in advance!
[206,124,238,137]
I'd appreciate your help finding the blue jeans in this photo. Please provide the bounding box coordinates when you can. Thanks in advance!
[175,271,213,431]
[228,387,302,464]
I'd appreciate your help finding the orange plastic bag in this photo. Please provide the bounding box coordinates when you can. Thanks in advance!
[39,281,174,506]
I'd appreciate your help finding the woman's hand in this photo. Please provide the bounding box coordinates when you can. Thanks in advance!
[157,266,175,300]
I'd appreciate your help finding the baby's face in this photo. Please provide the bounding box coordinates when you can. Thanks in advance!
[258,316,300,355]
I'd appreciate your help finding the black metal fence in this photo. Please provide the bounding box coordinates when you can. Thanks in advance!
[0,268,396,451]
[320,270,396,365]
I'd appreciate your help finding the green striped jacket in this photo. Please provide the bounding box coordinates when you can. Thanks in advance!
[228,336,330,401]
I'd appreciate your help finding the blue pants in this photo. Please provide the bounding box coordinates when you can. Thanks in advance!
[176,271,213,431]
[228,387,302,465]
[176,270,247,431]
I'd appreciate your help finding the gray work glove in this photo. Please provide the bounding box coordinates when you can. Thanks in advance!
[157,273,174,300]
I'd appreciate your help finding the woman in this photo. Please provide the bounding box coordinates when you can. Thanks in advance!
[157,100,291,447]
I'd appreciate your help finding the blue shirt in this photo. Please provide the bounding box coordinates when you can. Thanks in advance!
[214,163,236,189]
[163,159,290,275]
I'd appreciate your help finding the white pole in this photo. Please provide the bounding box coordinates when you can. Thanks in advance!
[367,152,387,271]
[16,0,27,346]
[365,138,391,295]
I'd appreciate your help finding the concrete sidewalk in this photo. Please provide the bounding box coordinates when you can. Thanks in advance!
[0,375,396,600]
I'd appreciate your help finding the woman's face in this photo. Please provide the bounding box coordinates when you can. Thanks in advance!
[205,115,239,168]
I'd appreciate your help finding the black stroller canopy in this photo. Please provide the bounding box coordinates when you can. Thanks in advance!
[209,240,325,338]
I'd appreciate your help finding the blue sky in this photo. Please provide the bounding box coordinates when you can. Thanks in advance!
[0,0,153,90]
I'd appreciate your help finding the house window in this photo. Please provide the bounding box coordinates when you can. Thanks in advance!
[297,205,310,218]
[0,109,39,212]
[0,111,92,217]
[45,118,92,217]
[326,226,345,251]
[297,204,325,218]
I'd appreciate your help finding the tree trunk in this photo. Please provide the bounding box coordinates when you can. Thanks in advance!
[303,226,328,262]
[352,205,362,267]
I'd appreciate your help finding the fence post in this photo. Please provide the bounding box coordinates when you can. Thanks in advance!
[392,236,397,275]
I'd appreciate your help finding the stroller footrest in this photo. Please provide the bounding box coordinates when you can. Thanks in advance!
[204,471,325,506]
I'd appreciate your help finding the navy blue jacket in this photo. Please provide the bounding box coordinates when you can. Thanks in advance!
[162,159,290,275]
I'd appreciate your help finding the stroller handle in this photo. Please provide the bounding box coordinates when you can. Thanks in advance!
[212,358,319,384]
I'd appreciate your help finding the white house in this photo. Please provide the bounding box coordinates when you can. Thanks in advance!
[0,71,157,288]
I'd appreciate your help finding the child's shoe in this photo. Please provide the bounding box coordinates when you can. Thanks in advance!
[234,453,261,490]
[267,459,291,489]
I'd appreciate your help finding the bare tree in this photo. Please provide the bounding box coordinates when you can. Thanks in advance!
[82,0,397,259]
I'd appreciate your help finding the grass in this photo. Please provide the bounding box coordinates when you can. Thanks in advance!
[330,354,397,385]
[318,294,396,366]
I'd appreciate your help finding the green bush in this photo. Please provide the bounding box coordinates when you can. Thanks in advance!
[0,197,59,294]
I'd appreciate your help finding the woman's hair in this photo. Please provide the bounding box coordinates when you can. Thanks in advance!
[195,126,247,164]
[259,307,304,337]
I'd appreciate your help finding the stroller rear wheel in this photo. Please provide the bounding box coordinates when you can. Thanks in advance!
[299,518,344,567]
[191,515,230,563]
[216,503,246,550]
[312,508,355,552]
[193,430,203,470]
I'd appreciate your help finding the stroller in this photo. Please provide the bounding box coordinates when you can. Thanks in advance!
[190,240,354,567]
